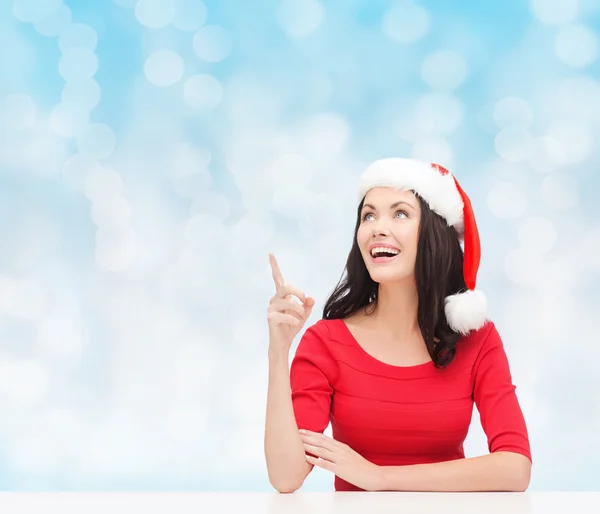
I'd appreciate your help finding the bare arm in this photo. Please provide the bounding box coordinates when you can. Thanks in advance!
[379,324,532,492]
[264,347,313,493]
[379,451,531,492]
[264,254,327,493]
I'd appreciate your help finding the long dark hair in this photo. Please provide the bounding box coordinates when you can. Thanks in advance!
[322,192,467,368]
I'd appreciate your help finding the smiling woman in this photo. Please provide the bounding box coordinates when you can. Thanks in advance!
[264,158,531,493]
[330,181,472,369]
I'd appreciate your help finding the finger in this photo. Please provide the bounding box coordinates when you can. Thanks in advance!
[306,455,334,472]
[300,431,342,451]
[268,253,284,289]
[267,311,301,327]
[302,443,336,462]
[269,298,306,319]
[299,434,338,452]
[276,283,306,302]
[304,296,315,316]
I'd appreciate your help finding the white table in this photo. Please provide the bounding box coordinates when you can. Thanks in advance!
[0,492,598,513]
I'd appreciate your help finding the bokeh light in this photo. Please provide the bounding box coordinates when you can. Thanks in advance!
[192,25,232,62]
[382,1,430,43]
[277,0,324,38]
[2,0,599,494]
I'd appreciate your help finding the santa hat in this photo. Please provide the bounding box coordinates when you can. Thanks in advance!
[357,157,488,335]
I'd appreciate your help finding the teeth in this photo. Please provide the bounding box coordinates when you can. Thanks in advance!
[370,247,400,257]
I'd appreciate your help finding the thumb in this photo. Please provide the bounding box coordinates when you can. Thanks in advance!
[304,297,315,317]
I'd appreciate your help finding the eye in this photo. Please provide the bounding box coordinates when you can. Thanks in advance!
[361,210,409,222]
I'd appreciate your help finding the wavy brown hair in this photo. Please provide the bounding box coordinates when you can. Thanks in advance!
[322,192,467,368]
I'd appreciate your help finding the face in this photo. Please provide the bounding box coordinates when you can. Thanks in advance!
[356,187,421,284]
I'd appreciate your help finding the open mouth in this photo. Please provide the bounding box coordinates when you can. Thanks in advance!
[369,247,400,263]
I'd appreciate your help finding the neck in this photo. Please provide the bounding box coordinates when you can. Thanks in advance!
[369,279,421,340]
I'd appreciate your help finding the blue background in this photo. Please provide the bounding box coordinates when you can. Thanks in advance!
[1,0,599,491]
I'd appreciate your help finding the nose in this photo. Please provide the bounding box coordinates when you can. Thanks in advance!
[372,219,390,236]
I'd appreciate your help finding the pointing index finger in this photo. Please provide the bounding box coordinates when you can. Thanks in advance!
[268,253,284,289]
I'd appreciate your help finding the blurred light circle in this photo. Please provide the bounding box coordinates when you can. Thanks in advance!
[421,50,468,90]
[383,2,430,43]
[547,121,593,163]
[504,248,543,285]
[13,0,62,24]
[476,103,498,136]
[518,217,558,253]
[144,50,184,87]
[49,101,89,137]
[95,227,137,271]
[555,24,599,67]
[189,191,231,220]
[412,137,453,166]
[62,153,104,190]
[527,136,567,173]
[268,153,313,188]
[61,79,101,111]
[135,0,175,29]
[299,113,350,155]
[231,212,274,250]
[271,187,310,219]
[91,197,133,228]
[172,171,212,199]
[0,358,49,405]
[494,127,533,162]
[58,23,98,53]
[487,181,528,219]
[84,168,124,203]
[415,93,464,133]
[493,97,534,128]
[168,142,212,180]
[541,173,579,210]
[184,214,224,246]
[183,74,223,110]
[58,48,98,81]
[276,0,324,38]
[172,0,208,31]
[168,142,212,179]
[3,93,36,130]
[530,0,579,26]
[580,228,600,271]
[550,76,600,124]
[193,25,232,62]
[33,4,72,36]
[76,123,117,160]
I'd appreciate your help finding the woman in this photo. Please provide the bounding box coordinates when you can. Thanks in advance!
[264,157,532,493]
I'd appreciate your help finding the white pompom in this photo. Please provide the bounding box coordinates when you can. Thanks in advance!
[444,289,488,335]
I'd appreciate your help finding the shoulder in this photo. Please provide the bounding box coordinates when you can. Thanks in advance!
[455,320,500,361]
[301,318,332,341]
[302,317,351,342]
[463,319,497,344]
[295,317,353,359]
[292,319,340,377]
[294,318,334,357]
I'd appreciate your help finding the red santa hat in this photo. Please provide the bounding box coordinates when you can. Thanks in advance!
[358,157,488,335]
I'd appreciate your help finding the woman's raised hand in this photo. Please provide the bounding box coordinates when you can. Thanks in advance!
[267,253,315,353]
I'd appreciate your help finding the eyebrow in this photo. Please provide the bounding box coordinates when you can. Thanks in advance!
[361,201,416,211]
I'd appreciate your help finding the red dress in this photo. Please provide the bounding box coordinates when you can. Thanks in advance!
[290,318,532,491]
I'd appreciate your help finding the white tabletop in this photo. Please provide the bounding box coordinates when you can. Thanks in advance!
[0,492,598,513]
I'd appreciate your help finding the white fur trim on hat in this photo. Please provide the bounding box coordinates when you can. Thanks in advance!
[358,158,464,229]
[444,289,488,335]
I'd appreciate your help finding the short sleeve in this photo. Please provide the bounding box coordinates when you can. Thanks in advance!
[472,323,532,462]
[290,321,337,434]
